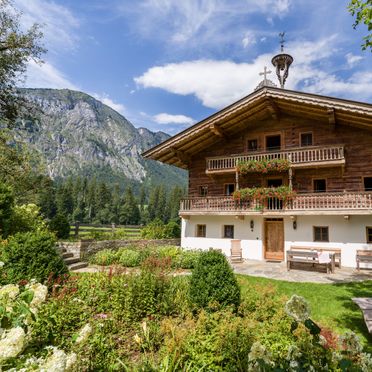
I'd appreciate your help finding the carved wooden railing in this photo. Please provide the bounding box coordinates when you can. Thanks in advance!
[180,192,372,213]
[206,145,345,172]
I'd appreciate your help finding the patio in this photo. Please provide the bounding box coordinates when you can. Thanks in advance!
[232,259,372,284]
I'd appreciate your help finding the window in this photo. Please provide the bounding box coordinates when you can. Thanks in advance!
[313,179,326,193]
[247,139,258,152]
[314,226,329,242]
[266,135,281,151]
[225,183,235,195]
[367,227,372,244]
[196,224,206,237]
[199,186,208,197]
[223,225,234,238]
[364,177,372,191]
[300,132,313,147]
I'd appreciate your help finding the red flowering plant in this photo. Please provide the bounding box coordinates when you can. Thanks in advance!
[233,186,297,204]
[237,159,291,175]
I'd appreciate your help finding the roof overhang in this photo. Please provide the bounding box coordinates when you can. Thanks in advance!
[142,86,372,169]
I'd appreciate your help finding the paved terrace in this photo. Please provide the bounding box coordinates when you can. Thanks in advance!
[232,260,372,284]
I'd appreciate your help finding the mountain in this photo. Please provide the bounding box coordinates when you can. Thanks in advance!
[15,88,186,190]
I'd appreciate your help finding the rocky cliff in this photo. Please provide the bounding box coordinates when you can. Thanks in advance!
[16,88,186,188]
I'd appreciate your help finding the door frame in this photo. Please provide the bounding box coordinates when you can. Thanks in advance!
[263,218,284,261]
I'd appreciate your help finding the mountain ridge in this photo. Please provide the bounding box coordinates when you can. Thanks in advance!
[15,88,186,189]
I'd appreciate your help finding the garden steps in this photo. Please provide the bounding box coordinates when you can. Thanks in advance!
[58,246,89,272]
[62,252,74,259]
[68,261,89,271]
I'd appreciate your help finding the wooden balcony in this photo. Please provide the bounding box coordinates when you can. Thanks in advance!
[206,145,345,174]
[180,192,372,216]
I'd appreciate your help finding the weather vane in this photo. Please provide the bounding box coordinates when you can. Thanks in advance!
[279,32,285,52]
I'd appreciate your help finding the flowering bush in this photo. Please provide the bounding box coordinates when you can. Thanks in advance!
[233,186,297,203]
[237,158,291,175]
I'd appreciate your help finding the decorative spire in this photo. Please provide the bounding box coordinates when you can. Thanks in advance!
[271,32,293,89]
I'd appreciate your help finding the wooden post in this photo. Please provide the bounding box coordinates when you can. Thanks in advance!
[74,221,80,238]
[288,154,293,189]
[235,169,239,190]
[111,223,116,233]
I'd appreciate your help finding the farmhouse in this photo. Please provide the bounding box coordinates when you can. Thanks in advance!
[143,49,372,269]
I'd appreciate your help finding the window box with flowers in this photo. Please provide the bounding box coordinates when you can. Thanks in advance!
[237,159,291,175]
[233,185,297,205]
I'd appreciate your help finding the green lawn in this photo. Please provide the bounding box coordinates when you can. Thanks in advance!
[238,275,372,351]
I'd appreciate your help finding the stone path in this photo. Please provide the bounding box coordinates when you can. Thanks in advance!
[352,298,372,333]
[232,260,372,283]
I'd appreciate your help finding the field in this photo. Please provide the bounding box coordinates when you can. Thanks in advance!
[69,224,142,240]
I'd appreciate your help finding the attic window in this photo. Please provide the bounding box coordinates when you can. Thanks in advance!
[199,186,208,196]
[266,135,281,151]
[301,132,313,147]
[247,139,258,152]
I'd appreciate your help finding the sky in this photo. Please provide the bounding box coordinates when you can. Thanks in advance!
[14,0,372,134]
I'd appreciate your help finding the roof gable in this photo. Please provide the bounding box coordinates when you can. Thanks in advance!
[142,87,372,169]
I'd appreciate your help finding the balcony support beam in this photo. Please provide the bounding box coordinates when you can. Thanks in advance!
[209,123,227,139]
[170,147,191,167]
[266,98,280,121]
[328,108,336,127]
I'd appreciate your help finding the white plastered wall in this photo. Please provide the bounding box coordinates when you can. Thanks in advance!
[181,214,372,268]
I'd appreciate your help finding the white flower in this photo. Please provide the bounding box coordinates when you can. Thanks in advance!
[39,347,68,372]
[75,323,92,344]
[26,282,48,311]
[0,327,26,362]
[0,261,4,268]
[285,295,310,322]
[0,284,20,300]
[66,352,77,371]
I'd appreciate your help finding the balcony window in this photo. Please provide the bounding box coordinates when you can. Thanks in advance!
[367,227,372,244]
[300,132,313,147]
[314,226,329,242]
[266,135,281,151]
[224,183,235,195]
[247,139,258,152]
[199,186,208,197]
[364,177,372,191]
[196,224,206,237]
[223,225,234,238]
[313,179,326,193]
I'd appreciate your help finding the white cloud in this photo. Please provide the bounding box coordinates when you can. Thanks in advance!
[153,113,194,125]
[92,93,126,115]
[135,36,372,108]
[25,60,78,90]
[14,0,79,51]
[242,32,256,48]
[345,52,363,67]
[119,0,290,49]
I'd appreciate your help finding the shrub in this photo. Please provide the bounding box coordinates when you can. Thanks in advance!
[164,221,181,238]
[189,250,240,311]
[141,219,181,239]
[89,249,117,266]
[0,182,14,237]
[0,230,68,284]
[177,250,201,269]
[118,249,141,267]
[49,214,70,239]
[8,204,47,236]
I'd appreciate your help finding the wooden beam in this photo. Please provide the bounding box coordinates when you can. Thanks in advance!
[209,123,227,138]
[170,147,191,167]
[266,98,280,120]
[327,108,336,127]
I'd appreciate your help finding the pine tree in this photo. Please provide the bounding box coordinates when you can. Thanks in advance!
[147,185,160,221]
[37,176,57,219]
[119,186,140,225]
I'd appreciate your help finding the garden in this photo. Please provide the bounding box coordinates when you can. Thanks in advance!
[1,241,372,370]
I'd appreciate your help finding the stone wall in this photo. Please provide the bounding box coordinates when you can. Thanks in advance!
[57,239,181,260]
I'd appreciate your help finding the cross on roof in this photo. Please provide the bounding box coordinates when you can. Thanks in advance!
[259,66,272,84]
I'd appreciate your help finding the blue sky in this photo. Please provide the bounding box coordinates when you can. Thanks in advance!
[15,0,372,134]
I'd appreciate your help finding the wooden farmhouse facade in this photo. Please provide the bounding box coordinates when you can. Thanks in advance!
[143,86,372,268]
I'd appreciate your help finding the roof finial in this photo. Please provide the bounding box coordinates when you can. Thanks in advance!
[271,32,293,89]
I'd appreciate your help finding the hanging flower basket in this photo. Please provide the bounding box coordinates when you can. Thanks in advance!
[237,159,291,175]
[233,186,297,203]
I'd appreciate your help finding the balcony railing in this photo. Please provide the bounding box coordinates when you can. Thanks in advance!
[206,145,345,173]
[180,192,372,215]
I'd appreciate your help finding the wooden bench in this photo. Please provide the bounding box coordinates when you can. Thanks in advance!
[356,250,372,271]
[287,250,335,274]
[291,246,342,268]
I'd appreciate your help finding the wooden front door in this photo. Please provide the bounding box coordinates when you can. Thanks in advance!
[264,219,284,260]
